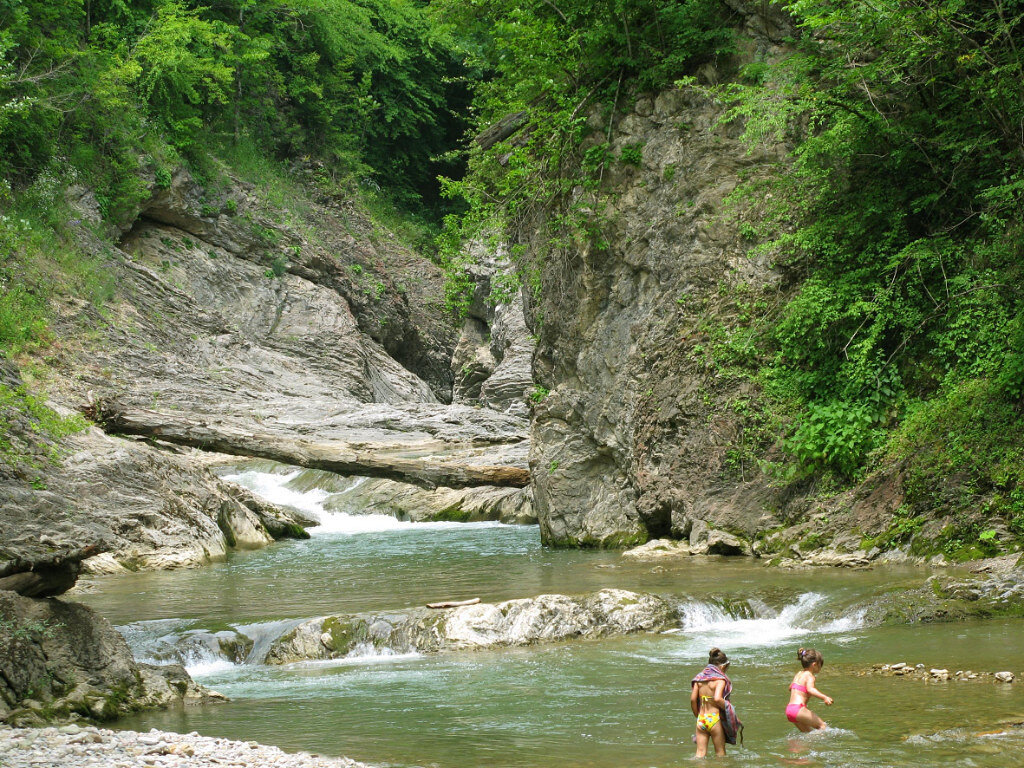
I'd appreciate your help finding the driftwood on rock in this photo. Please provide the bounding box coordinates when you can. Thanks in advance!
[88,406,531,490]
[426,598,480,609]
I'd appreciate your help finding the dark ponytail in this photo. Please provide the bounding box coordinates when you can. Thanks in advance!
[709,647,729,666]
[797,647,824,669]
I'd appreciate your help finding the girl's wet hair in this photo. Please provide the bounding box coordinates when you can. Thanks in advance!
[797,647,824,668]
[709,647,729,666]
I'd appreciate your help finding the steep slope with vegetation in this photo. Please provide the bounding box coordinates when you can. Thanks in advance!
[440,0,1024,560]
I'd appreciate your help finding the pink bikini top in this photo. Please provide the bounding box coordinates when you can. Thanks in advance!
[789,683,808,693]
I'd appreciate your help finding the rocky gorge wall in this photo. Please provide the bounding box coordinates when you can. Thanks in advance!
[528,80,790,550]
[0,162,534,724]
[522,10,914,560]
[1,165,534,580]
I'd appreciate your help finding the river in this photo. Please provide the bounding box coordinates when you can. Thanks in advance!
[75,465,1024,767]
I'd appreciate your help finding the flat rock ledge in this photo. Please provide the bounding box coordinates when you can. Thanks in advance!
[0,726,369,768]
[266,589,676,664]
[858,663,1017,683]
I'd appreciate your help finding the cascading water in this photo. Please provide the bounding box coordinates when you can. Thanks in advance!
[673,592,866,651]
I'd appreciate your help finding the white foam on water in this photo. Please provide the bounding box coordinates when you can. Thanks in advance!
[180,647,238,678]
[222,468,333,521]
[285,644,421,669]
[222,468,516,535]
[678,593,865,649]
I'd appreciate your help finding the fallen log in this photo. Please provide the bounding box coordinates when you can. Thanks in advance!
[426,598,480,609]
[88,406,531,490]
[475,110,529,151]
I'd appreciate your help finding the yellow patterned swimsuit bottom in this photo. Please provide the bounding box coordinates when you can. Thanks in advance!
[697,698,721,732]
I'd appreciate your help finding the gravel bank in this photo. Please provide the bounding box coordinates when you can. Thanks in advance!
[0,725,371,768]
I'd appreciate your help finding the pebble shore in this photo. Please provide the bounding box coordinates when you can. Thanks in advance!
[859,662,1017,683]
[0,725,370,768]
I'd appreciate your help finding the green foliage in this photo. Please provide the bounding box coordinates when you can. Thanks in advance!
[0,0,472,225]
[1,193,117,357]
[860,506,925,552]
[890,379,1023,523]
[716,0,1024,492]
[529,386,550,403]
[619,142,645,167]
[785,401,881,480]
[433,0,737,312]
[0,383,89,470]
[265,254,288,278]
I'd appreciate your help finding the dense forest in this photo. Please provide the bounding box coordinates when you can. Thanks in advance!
[2,0,1023,557]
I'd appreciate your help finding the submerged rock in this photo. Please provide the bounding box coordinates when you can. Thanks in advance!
[265,589,677,663]
[850,563,1024,626]
[622,538,691,559]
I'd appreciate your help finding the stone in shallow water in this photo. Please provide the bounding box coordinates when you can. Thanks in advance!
[622,538,690,559]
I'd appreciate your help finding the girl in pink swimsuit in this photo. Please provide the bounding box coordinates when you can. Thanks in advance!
[786,647,833,732]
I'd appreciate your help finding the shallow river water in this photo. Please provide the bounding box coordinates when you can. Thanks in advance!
[76,466,1024,767]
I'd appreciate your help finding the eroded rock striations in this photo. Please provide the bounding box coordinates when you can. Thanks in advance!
[1,166,533,723]
[2,167,533,580]
[265,589,676,663]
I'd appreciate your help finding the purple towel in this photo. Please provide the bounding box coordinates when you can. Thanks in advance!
[691,665,744,745]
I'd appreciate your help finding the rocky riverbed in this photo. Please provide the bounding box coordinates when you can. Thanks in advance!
[0,725,369,768]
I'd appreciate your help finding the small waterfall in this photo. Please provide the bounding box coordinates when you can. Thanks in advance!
[236,619,307,665]
[221,464,513,534]
[285,643,421,668]
[117,619,241,677]
[675,593,864,649]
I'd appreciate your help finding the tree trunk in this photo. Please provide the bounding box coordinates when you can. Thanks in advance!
[88,406,531,490]
[475,110,530,151]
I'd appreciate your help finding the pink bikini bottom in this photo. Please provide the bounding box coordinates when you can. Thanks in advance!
[785,703,805,723]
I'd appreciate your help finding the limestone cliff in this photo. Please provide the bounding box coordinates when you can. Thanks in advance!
[524,11,923,561]
[1,165,531,580]
[528,82,791,549]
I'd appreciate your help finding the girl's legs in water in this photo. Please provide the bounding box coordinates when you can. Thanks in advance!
[794,706,827,733]
[694,724,710,757]
[694,722,726,757]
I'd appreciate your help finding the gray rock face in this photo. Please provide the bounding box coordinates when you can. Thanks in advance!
[0,591,223,726]
[622,538,691,559]
[0,419,307,576]
[2,166,531,577]
[324,477,536,525]
[527,83,789,548]
[265,589,677,663]
[450,244,535,416]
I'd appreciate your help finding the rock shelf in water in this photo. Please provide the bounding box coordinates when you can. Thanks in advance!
[0,726,369,768]
[265,588,676,664]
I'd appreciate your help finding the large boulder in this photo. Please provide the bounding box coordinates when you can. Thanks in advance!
[0,591,223,726]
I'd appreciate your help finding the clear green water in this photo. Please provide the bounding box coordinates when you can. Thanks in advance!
[74,468,1024,767]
